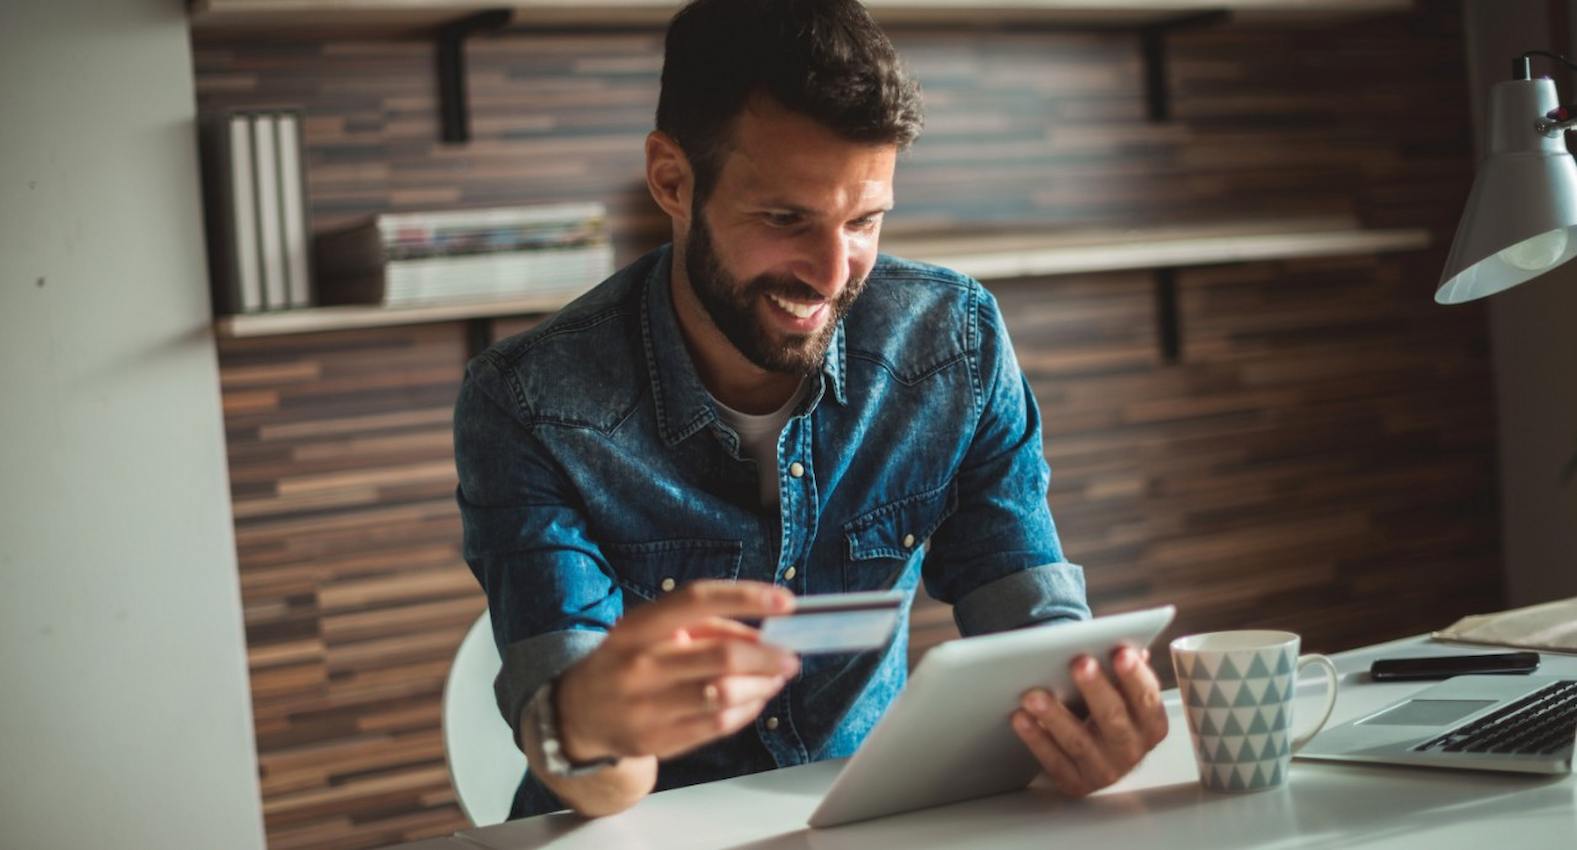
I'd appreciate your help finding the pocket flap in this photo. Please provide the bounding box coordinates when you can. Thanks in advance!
[845,483,957,562]
[604,537,743,601]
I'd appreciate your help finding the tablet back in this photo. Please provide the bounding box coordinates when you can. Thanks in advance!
[807,605,1176,828]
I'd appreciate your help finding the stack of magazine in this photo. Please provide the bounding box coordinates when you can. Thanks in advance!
[198,110,313,314]
[313,203,614,307]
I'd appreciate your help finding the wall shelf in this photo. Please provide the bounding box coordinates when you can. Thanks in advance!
[190,0,1412,33]
[881,218,1429,282]
[215,290,576,338]
[190,0,1410,142]
[214,218,1429,341]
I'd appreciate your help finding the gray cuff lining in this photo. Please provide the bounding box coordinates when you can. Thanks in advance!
[952,562,1090,637]
[494,629,608,747]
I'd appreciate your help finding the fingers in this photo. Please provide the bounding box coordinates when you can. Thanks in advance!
[647,636,800,683]
[1012,710,1089,797]
[637,675,788,726]
[613,580,793,645]
[577,583,800,761]
[677,616,765,643]
[601,673,787,758]
[657,674,789,721]
[657,698,773,759]
[1112,645,1169,747]
[1020,685,1122,791]
[636,676,786,758]
[1071,655,1148,767]
[1016,650,1169,797]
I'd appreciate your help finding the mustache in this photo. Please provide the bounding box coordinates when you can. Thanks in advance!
[745,274,865,304]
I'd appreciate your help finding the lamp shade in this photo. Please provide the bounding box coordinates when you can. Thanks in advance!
[1437,78,1577,304]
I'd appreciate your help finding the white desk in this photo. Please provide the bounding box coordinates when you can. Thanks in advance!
[411,637,1577,849]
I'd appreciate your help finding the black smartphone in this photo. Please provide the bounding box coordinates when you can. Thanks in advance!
[1369,651,1540,681]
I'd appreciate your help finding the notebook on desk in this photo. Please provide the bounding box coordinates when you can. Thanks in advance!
[1296,675,1577,775]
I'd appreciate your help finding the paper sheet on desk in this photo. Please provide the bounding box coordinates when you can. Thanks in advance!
[1433,595,1577,652]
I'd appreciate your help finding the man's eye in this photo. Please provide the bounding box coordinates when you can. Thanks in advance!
[764,212,801,227]
[850,216,881,231]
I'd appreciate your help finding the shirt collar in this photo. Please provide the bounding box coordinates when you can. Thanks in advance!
[641,245,848,447]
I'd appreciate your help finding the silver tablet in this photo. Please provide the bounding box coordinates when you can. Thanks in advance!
[808,604,1177,828]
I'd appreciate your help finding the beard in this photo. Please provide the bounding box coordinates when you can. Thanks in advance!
[684,207,866,376]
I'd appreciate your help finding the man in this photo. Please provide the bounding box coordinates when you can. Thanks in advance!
[453,0,1168,821]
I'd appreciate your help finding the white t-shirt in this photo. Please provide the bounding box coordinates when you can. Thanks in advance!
[713,380,808,508]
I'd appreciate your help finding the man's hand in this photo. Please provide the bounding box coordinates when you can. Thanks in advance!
[1010,646,1168,797]
[555,580,802,763]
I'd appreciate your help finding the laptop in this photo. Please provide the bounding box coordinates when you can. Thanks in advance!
[807,605,1176,827]
[1296,675,1577,775]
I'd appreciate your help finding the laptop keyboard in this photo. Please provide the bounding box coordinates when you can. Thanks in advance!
[1414,680,1577,756]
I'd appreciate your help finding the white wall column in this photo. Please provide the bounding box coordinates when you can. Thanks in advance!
[0,0,266,846]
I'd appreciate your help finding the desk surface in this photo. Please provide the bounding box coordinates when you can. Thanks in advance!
[407,636,1577,849]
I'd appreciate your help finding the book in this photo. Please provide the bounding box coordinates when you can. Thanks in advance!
[196,112,264,314]
[314,203,613,306]
[251,113,288,311]
[275,111,312,308]
[320,243,614,306]
[377,202,609,237]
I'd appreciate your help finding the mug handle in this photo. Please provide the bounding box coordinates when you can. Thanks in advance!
[1289,653,1340,753]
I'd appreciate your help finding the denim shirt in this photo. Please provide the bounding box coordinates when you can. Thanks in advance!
[453,245,1090,819]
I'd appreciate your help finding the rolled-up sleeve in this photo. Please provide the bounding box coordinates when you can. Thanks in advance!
[922,283,1091,635]
[952,562,1088,635]
[453,354,620,745]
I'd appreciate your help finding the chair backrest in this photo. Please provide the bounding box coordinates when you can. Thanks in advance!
[442,609,526,826]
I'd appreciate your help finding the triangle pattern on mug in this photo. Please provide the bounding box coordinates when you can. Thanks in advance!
[1182,645,1300,792]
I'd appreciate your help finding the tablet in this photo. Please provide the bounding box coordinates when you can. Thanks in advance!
[807,604,1177,828]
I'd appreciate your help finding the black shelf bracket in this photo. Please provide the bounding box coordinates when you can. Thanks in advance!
[1154,267,1182,364]
[465,317,494,362]
[437,9,512,144]
[1138,10,1229,122]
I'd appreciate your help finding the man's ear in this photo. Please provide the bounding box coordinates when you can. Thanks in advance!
[645,131,693,226]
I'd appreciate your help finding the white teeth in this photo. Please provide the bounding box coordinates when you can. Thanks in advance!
[767,293,822,319]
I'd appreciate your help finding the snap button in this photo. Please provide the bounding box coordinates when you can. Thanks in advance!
[765,716,780,731]
[783,565,797,581]
[902,533,916,549]
[789,462,805,478]
[660,577,676,592]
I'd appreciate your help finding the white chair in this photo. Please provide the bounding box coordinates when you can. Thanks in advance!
[443,609,527,826]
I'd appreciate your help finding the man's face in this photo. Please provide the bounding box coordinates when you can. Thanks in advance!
[680,96,897,376]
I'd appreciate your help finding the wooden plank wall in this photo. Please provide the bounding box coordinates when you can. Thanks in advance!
[198,4,1498,847]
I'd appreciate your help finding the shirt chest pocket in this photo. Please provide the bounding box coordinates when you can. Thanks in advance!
[604,538,744,603]
[842,483,957,592]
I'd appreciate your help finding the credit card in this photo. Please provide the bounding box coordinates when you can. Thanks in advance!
[760,589,905,655]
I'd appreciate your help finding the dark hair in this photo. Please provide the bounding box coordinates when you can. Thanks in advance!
[656,0,924,203]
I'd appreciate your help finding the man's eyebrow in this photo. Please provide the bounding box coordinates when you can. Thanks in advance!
[755,201,813,214]
[753,201,894,218]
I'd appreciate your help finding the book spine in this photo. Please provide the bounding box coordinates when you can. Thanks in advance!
[197,115,238,315]
[229,114,263,313]
[251,113,288,311]
[276,112,312,308]
[374,202,609,238]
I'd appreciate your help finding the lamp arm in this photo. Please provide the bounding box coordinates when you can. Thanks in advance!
[1516,52,1577,136]
[1535,114,1577,137]
[1515,50,1577,80]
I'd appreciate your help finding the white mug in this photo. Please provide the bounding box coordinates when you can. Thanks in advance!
[1170,630,1338,792]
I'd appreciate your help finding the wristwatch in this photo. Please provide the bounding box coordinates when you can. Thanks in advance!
[529,679,619,778]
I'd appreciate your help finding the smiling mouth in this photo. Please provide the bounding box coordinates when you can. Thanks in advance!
[766,292,826,320]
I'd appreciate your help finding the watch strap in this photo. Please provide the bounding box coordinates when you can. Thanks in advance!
[531,680,618,778]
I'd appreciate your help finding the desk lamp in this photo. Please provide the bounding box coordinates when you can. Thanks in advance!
[1438,52,1577,304]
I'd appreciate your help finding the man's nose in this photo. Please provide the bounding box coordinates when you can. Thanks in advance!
[792,226,853,299]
